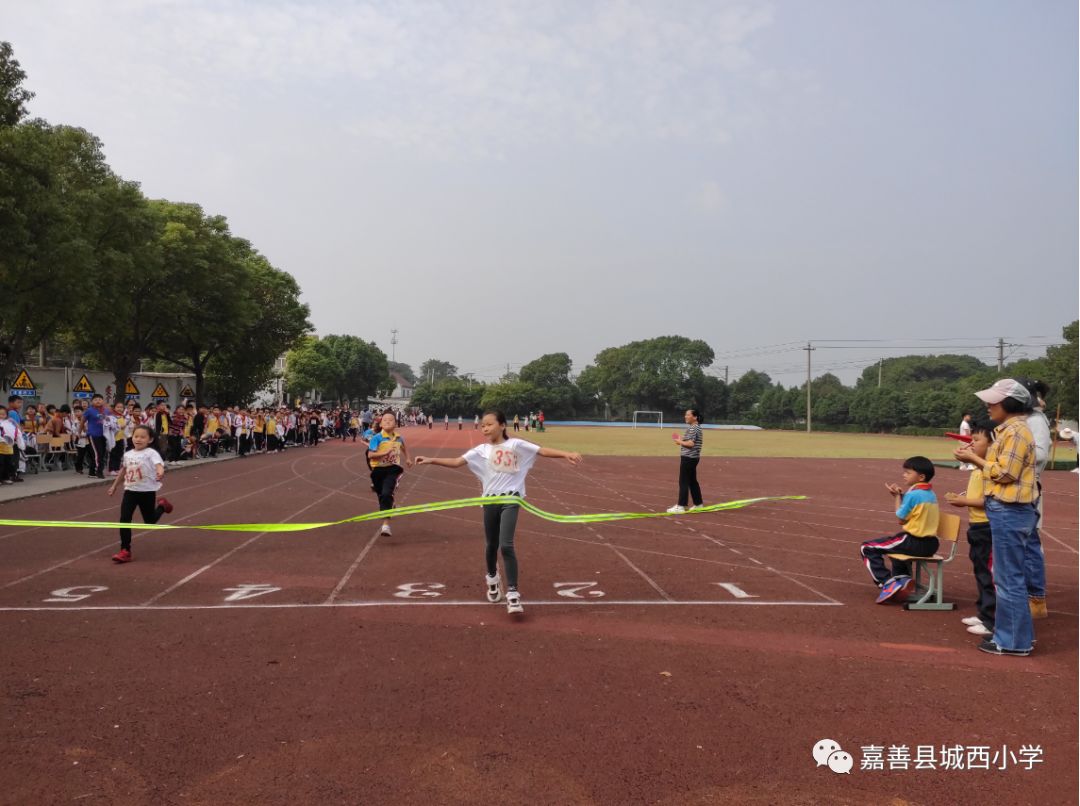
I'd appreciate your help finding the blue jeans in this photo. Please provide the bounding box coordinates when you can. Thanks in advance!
[984,498,1039,651]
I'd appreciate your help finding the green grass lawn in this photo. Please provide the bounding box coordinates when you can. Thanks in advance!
[523,426,1080,463]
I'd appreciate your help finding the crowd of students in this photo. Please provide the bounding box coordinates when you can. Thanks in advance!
[0,394,426,483]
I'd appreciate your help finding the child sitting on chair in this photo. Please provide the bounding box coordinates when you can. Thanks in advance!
[860,456,940,604]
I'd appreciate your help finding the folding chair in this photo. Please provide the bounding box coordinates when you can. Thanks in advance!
[888,512,962,611]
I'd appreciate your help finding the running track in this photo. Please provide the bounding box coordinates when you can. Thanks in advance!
[1,427,1076,804]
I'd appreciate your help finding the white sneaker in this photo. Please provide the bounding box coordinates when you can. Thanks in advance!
[380,523,392,536]
[961,616,983,627]
[666,505,686,514]
[688,504,703,512]
[966,623,992,636]
[506,590,523,614]
[485,573,502,603]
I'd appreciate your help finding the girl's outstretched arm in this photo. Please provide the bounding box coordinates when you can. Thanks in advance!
[414,456,467,468]
[538,447,582,465]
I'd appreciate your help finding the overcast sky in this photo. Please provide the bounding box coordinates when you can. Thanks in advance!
[7,1,1077,385]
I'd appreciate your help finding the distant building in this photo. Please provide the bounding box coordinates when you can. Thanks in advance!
[377,372,414,408]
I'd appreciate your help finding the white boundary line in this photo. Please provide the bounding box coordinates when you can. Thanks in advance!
[325,533,381,604]
[0,599,846,612]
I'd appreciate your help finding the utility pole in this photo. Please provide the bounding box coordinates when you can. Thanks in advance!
[724,365,729,385]
[390,329,398,362]
[878,358,883,388]
[997,337,1004,372]
[803,342,815,433]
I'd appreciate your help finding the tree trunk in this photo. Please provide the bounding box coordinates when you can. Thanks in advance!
[111,358,138,406]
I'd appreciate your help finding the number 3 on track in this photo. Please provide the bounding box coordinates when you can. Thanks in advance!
[553,582,605,599]
[394,582,446,599]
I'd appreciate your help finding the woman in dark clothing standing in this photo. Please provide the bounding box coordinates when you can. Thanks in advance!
[667,409,704,514]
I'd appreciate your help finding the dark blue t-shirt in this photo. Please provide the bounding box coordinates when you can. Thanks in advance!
[84,406,104,437]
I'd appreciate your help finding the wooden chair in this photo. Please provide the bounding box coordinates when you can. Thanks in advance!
[63,434,80,467]
[22,440,43,474]
[888,512,962,611]
[44,436,69,471]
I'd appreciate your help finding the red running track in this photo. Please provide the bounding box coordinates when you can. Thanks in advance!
[1,426,1076,804]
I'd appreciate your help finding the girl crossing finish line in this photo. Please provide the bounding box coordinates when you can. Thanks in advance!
[415,409,582,616]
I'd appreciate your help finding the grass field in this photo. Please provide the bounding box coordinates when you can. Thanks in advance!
[521,425,1080,462]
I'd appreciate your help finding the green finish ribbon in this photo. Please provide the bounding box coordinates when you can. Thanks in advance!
[0,495,806,533]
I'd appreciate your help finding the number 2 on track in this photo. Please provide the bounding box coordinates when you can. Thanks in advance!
[553,582,605,598]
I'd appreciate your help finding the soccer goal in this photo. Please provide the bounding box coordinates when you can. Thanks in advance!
[632,411,663,428]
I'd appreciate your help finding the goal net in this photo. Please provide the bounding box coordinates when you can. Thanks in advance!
[632,411,662,428]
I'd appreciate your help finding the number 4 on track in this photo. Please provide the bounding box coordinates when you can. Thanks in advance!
[223,584,281,602]
[713,583,756,599]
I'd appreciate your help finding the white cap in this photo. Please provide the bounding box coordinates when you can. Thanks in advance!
[1060,427,1075,440]
[974,378,1031,406]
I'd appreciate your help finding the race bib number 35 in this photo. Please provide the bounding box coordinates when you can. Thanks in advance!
[487,447,520,474]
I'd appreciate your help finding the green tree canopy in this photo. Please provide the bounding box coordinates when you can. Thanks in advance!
[0,42,33,126]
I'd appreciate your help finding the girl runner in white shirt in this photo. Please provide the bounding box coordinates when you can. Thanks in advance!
[106,425,174,563]
[415,409,582,615]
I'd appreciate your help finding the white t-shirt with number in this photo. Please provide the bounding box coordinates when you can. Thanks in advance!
[462,438,541,496]
[121,448,164,492]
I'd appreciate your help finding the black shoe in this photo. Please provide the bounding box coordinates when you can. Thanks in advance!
[13,476,24,482]
[977,639,1031,657]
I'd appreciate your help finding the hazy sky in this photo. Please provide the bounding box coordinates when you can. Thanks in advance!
[7,1,1077,385]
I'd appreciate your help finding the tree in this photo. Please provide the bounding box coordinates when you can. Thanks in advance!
[411,377,483,417]
[67,178,171,403]
[519,352,578,417]
[323,334,391,404]
[204,255,310,405]
[1044,321,1078,419]
[418,359,458,385]
[851,387,907,432]
[857,354,989,389]
[479,381,543,416]
[585,336,715,417]
[285,337,339,401]
[146,203,259,404]
[0,42,33,127]
[388,361,416,385]
[0,121,111,385]
[727,370,772,421]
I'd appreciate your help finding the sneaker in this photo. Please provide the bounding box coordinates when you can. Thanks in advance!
[666,505,686,514]
[380,523,392,536]
[156,497,174,514]
[111,549,132,563]
[875,576,906,604]
[977,639,1031,657]
[688,504,704,512]
[966,623,992,636]
[485,573,502,603]
[893,576,914,603]
[961,616,984,627]
[1029,597,1048,619]
[506,590,523,615]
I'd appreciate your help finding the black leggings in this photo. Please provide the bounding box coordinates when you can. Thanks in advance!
[483,502,520,589]
[370,465,403,512]
[967,522,995,628]
[118,490,164,550]
[678,456,703,507]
